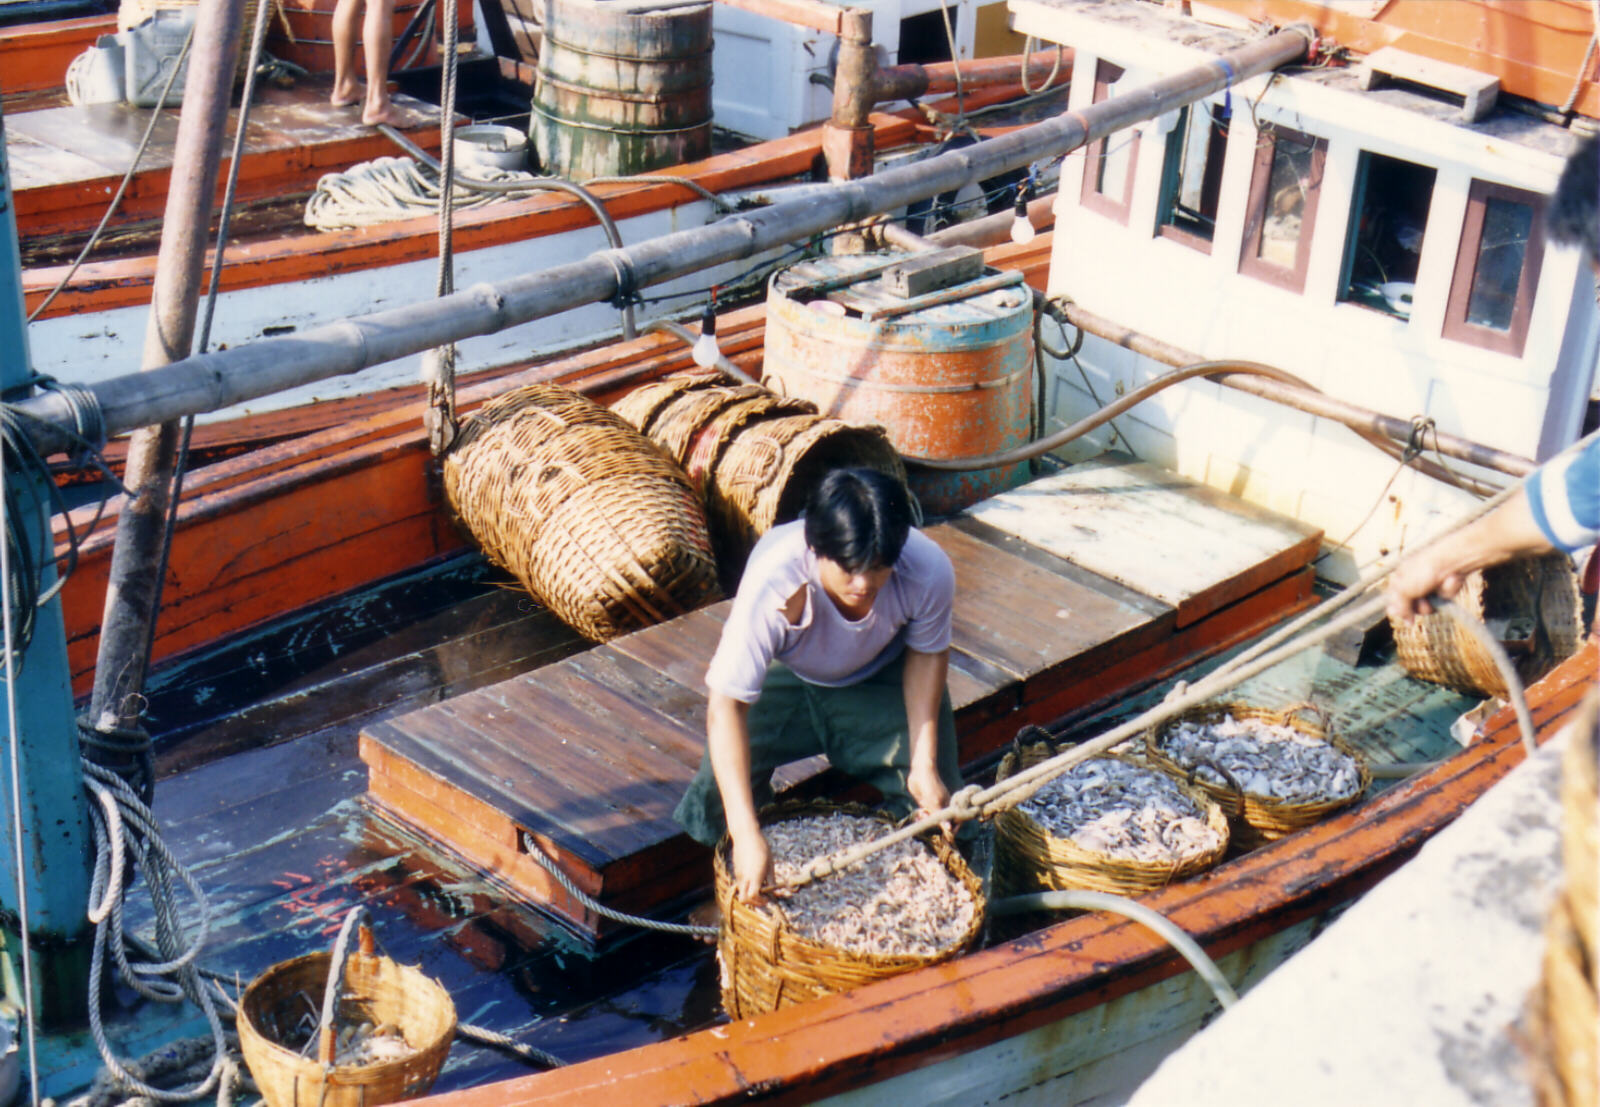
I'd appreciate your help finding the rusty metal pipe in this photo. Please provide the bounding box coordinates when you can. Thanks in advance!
[880,194,1056,251]
[87,0,245,732]
[875,49,1071,102]
[1056,302,1534,479]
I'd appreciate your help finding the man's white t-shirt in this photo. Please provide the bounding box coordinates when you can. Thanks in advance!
[705,521,955,703]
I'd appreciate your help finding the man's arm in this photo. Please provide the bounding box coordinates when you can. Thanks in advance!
[706,690,772,901]
[1386,488,1552,622]
[902,647,952,830]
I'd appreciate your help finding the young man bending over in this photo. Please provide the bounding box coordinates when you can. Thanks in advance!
[674,468,964,902]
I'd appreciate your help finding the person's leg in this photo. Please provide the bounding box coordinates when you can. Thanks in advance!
[331,0,363,107]
[816,651,963,823]
[360,0,400,125]
[673,665,823,847]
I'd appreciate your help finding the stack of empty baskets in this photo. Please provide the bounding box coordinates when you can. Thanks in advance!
[612,372,905,583]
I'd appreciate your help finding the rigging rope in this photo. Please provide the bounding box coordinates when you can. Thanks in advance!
[423,0,463,455]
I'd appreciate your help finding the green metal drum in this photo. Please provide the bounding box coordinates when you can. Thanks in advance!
[531,0,714,179]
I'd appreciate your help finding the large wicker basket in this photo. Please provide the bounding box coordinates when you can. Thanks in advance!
[993,740,1229,897]
[1144,702,1370,849]
[710,413,906,567]
[1390,552,1582,698]
[715,801,985,1019]
[611,374,816,488]
[238,939,456,1107]
[442,382,720,641]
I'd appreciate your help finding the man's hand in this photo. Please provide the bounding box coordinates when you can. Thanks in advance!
[907,757,953,840]
[730,829,773,903]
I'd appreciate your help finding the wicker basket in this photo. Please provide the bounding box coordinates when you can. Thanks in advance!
[993,741,1229,897]
[609,372,722,439]
[238,937,456,1107]
[442,382,720,642]
[715,801,985,1019]
[1390,552,1583,698]
[612,374,816,481]
[1144,702,1370,849]
[709,414,907,567]
[1561,692,1598,970]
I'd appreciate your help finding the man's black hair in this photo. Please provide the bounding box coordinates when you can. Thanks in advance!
[1547,133,1598,268]
[803,468,913,573]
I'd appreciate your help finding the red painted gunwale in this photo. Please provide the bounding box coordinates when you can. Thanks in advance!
[413,638,1598,1106]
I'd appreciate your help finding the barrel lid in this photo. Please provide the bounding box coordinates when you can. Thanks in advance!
[771,252,1031,327]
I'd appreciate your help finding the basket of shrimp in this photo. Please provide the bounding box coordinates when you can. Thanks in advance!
[1144,702,1370,848]
[993,737,1229,897]
[238,913,455,1107]
[714,801,985,1019]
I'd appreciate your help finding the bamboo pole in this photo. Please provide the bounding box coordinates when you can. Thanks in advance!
[15,25,1315,456]
[86,0,244,734]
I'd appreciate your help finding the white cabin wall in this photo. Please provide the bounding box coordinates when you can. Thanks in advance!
[1037,31,1592,583]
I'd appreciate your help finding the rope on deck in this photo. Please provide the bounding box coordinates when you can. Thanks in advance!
[521,833,717,939]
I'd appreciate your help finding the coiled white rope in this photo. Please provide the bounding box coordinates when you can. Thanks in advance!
[81,761,232,1102]
[304,156,556,230]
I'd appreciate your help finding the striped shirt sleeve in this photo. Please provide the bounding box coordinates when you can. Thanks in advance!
[1527,436,1600,553]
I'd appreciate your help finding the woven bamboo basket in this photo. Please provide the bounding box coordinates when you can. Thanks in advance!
[238,940,455,1107]
[1390,552,1582,698]
[1144,702,1370,849]
[709,414,907,566]
[714,801,985,1019]
[993,741,1229,897]
[1530,895,1598,1107]
[608,372,721,438]
[442,383,720,642]
[1561,692,1598,969]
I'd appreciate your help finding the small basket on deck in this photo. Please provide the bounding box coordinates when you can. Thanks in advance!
[442,382,720,642]
[1144,702,1370,849]
[1389,552,1583,698]
[993,739,1229,897]
[714,801,984,1019]
[238,914,456,1107]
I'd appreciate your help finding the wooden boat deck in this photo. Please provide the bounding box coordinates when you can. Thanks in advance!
[9,82,444,242]
[360,456,1323,934]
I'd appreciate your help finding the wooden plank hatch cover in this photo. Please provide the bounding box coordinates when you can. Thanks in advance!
[964,454,1323,627]
[361,459,1321,935]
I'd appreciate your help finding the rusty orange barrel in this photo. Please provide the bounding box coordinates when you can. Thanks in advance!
[762,254,1033,516]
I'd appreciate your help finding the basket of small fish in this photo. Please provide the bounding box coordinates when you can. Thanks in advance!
[238,910,455,1107]
[714,801,984,1019]
[1144,702,1369,849]
[993,738,1229,896]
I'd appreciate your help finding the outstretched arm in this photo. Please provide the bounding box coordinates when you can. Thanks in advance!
[706,690,771,901]
[1385,489,1550,622]
[902,647,952,830]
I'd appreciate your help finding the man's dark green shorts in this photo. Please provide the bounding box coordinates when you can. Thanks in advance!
[673,649,962,847]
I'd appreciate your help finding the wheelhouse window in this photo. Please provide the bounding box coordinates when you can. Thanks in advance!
[1442,180,1545,356]
[1080,59,1140,224]
[1238,126,1326,292]
[1157,101,1229,252]
[1338,151,1437,320]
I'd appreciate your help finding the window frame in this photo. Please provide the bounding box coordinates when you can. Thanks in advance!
[1441,179,1546,357]
[1156,102,1229,254]
[1237,125,1327,294]
[1079,58,1141,225]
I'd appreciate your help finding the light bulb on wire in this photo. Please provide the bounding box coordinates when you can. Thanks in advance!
[692,301,720,368]
[1010,184,1036,245]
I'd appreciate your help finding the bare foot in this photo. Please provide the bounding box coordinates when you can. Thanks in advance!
[362,98,403,126]
[330,77,361,108]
